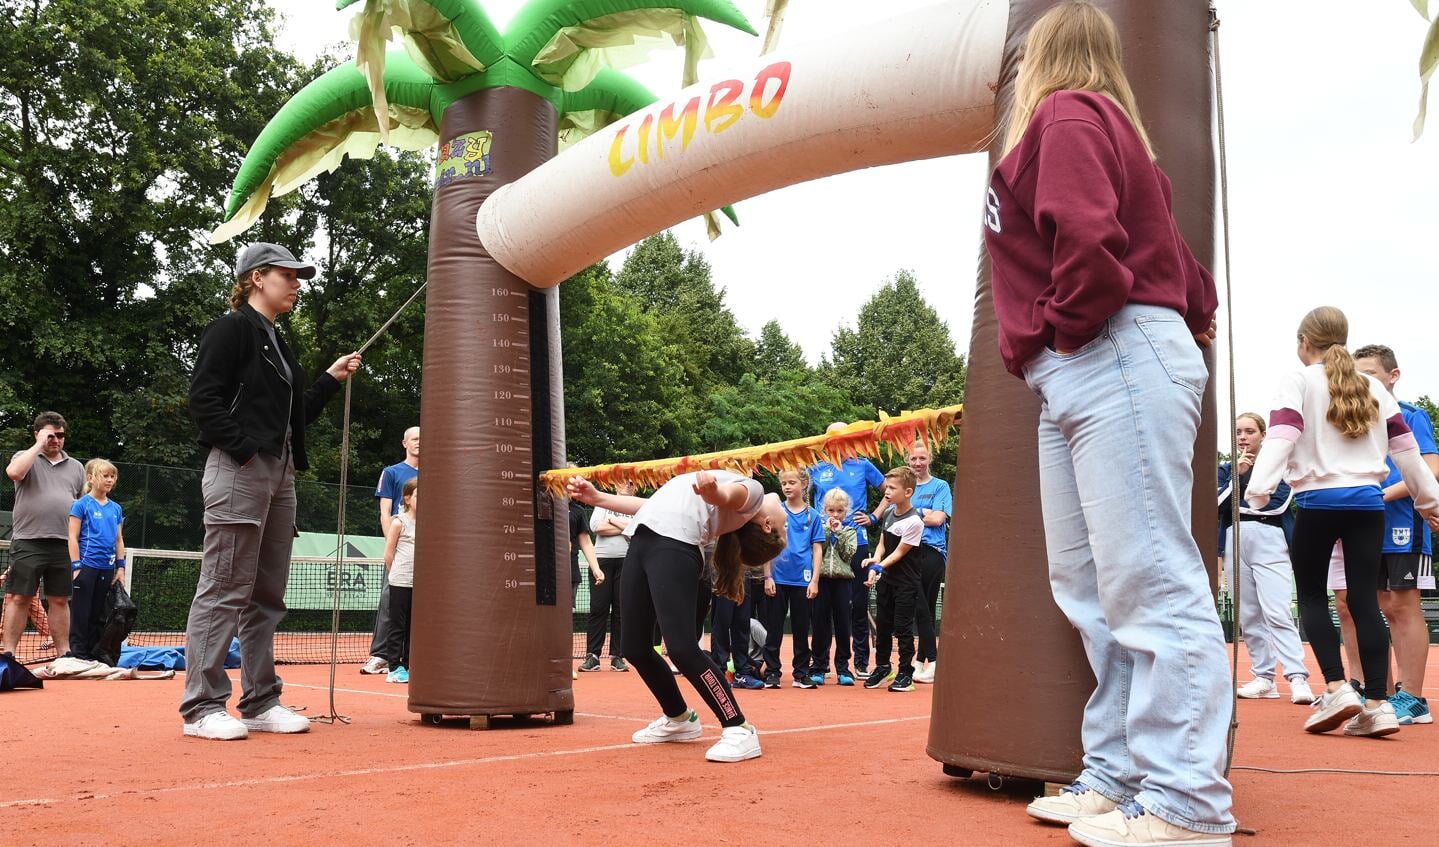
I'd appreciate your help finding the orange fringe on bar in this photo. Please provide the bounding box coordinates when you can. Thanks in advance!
[539,404,963,497]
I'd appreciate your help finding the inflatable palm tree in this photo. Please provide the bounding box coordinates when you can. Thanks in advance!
[211,0,755,723]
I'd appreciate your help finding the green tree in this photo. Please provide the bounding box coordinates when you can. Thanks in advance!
[615,231,756,394]
[700,372,861,453]
[825,270,967,416]
[559,262,694,464]
[753,320,808,375]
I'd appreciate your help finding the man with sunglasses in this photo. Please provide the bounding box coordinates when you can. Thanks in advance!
[3,411,85,658]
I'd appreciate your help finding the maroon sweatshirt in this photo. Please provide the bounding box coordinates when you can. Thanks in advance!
[982,90,1217,377]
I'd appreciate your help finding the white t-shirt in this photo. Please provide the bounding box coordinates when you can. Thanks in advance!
[590,506,634,558]
[626,471,765,548]
[389,513,416,588]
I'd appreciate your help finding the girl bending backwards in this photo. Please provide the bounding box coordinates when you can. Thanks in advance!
[567,470,785,762]
[1247,306,1439,737]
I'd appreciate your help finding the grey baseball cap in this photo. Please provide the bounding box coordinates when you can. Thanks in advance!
[235,242,317,280]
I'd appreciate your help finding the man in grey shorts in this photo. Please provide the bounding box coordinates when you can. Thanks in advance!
[2,412,85,658]
[181,242,360,740]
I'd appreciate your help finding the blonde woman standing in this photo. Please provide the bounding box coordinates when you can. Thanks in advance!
[1247,307,1439,738]
[982,3,1232,844]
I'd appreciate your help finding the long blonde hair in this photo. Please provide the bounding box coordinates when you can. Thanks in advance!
[83,458,117,495]
[1298,306,1378,438]
[1002,1,1155,159]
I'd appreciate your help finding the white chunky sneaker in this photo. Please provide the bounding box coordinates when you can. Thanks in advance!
[1304,684,1363,733]
[1235,677,1279,699]
[913,662,936,684]
[1026,781,1119,824]
[242,704,311,734]
[183,711,249,741]
[1288,676,1315,705]
[632,710,703,744]
[1068,802,1232,846]
[360,656,388,675]
[705,724,761,762]
[1343,701,1400,738]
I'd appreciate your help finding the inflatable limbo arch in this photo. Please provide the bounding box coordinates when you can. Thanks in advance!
[215,0,1218,781]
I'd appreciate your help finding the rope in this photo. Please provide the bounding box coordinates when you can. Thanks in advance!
[310,281,428,725]
[1209,6,1244,779]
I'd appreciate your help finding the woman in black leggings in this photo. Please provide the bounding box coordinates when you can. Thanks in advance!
[1247,307,1439,737]
[567,470,784,762]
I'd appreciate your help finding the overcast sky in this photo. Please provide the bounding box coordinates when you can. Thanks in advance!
[270,1,1439,424]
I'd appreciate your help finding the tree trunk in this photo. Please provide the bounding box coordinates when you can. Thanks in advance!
[926,0,1218,782]
[407,86,573,719]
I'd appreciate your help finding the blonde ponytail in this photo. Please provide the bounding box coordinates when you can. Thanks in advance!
[1298,306,1378,439]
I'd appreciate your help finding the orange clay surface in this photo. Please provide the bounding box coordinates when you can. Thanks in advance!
[2,645,1436,846]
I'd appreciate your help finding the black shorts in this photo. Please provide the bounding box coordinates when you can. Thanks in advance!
[4,539,73,598]
[1378,553,1434,592]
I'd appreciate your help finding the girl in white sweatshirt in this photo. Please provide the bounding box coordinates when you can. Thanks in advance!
[1248,307,1439,737]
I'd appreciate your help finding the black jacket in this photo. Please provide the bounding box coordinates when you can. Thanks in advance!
[189,303,339,470]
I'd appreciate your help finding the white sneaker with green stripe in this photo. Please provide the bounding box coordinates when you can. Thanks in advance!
[632,710,703,744]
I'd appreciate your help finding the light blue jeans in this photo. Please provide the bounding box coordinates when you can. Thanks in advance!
[1022,304,1234,834]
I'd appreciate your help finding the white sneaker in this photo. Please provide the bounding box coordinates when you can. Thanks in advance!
[705,724,761,762]
[183,711,249,741]
[1288,676,1315,705]
[360,656,388,675]
[242,704,311,734]
[1026,782,1118,825]
[913,662,936,684]
[632,710,703,744]
[1235,677,1278,699]
[1343,701,1400,738]
[1068,803,1231,846]
[1304,684,1363,733]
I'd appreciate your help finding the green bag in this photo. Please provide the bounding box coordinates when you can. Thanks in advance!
[819,525,857,579]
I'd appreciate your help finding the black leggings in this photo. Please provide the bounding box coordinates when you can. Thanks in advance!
[913,546,945,663]
[69,567,114,661]
[586,557,624,658]
[381,586,413,670]
[1289,508,1388,700]
[622,527,745,728]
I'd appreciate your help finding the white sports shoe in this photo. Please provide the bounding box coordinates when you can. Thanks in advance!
[1304,684,1363,733]
[632,710,703,744]
[1236,677,1279,699]
[913,662,936,684]
[183,711,249,741]
[1288,676,1315,705]
[1027,782,1119,825]
[360,656,388,675]
[1343,701,1400,738]
[705,724,761,762]
[242,704,311,734]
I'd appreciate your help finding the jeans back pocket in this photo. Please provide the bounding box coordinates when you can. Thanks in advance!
[1135,315,1207,397]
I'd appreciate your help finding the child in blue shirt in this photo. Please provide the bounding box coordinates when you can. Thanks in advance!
[761,469,824,688]
[67,458,126,661]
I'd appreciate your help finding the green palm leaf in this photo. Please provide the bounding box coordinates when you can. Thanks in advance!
[211,51,440,243]
[505,0,756,91]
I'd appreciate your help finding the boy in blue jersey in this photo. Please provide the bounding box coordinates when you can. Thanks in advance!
[862,467,925,692]
[67,459,127,661]
[905,441,952,684]
[363,425,419,675]
[810,422,887,678]
[1354,346,1438,725]
[761,469,825,688]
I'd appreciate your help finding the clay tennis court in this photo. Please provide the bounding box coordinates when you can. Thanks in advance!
[3,645,1435,846]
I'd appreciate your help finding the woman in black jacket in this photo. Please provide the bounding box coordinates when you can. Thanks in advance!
[179,242,360,741]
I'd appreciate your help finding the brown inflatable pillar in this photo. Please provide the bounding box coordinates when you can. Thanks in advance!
[408,86,575,725]
[927,0,1218,781]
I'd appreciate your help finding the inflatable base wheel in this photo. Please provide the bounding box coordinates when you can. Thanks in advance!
[469,715,492,731]
[422,714,444,726]
[942,764,973,779]
[552,710,574,726]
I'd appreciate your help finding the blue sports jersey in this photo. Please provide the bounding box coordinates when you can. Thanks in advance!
[68,494,123,569]
[1295,486,1384,511]
[772,504,825,586]
[911,476,952,555]
[810,458,884,547]
[374,462,419,515]
[1383,401,1437,555]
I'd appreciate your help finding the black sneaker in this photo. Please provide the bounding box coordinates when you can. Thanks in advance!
[792,674,817,689]
[763,672,781,689]
[889,673,915,692]
[863,665,892,689]
[578,654,602,672]
[610,657,629,672]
